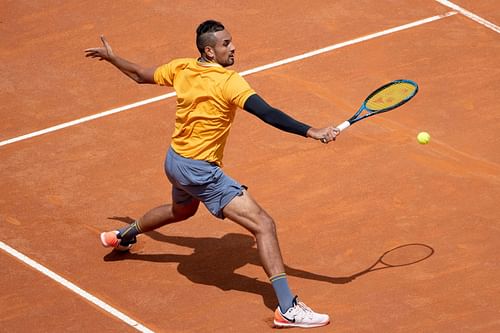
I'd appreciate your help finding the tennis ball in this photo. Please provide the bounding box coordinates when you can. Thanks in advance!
[417,131,430,144]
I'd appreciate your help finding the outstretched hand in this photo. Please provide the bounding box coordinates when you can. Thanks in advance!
[307,126,340,144]
[84,35,114,61]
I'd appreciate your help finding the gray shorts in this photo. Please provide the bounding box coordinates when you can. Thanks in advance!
[164,147,245,219]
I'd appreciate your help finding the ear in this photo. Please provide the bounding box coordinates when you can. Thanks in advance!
[204,45,215,60]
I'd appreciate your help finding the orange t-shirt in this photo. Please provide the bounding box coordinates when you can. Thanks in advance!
[154,58,255,165]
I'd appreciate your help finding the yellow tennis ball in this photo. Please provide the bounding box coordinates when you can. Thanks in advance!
[417,131,430,144]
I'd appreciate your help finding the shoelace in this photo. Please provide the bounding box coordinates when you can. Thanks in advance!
[294,302,315,320]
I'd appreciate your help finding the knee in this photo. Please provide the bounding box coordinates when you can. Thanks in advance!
[174,209,197,221]
[254,211,277,237]
[172,202,198,221]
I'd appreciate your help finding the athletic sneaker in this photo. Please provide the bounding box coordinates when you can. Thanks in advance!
[274,296,330,328]
[100,230,136,251]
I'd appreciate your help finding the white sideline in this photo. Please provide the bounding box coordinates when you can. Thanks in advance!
[0,11,458,148]
[434,0,500,33]
[0,241,155,333]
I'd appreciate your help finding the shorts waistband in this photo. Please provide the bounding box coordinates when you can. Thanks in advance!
[168,147,218,167]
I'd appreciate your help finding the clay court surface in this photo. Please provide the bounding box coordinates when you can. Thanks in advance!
[1,1,499,332]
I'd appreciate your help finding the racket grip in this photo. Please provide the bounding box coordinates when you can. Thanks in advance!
[336,121,350,132]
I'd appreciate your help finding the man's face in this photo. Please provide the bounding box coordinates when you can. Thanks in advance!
[209,29,235,67]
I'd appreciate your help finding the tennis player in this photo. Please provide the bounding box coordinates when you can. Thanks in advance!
[85,20,338,328]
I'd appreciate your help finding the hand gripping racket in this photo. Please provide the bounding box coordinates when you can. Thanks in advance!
[336,79,419,132]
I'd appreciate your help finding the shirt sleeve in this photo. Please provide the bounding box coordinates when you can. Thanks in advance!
[153,63,174,86]
[223,72,256,109]
[154,59,191,86]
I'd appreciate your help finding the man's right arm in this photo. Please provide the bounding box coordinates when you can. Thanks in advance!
[85,35,156,84]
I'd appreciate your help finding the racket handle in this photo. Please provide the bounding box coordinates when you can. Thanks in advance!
[336,121,350,132]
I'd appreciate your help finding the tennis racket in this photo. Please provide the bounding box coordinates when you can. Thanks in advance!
[328,79,418,139]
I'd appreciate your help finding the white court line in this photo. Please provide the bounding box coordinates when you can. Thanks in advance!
[0,11,458,148]
[240,11,458,76]
[435,0,500,33]
[0,241,155,333]
[0,92,176,148]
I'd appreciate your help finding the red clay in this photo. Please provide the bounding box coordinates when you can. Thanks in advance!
[1,1,499,332]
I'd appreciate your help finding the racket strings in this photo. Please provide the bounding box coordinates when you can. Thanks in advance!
[365,82,417,111]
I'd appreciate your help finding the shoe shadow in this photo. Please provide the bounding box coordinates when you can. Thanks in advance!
[104,216,434,310]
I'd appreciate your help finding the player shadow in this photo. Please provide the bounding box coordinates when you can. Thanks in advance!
[103,216,433,310]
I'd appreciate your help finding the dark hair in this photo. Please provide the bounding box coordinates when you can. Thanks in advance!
[196,20,225,55]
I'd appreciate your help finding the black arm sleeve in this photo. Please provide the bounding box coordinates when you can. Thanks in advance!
[243,94,311,137]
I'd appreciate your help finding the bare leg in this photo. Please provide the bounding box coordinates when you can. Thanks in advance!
[137,199,200,232]
[222,190,285,277]
[223,191,330,328]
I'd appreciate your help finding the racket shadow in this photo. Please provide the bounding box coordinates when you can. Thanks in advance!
[282,243,435,284]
